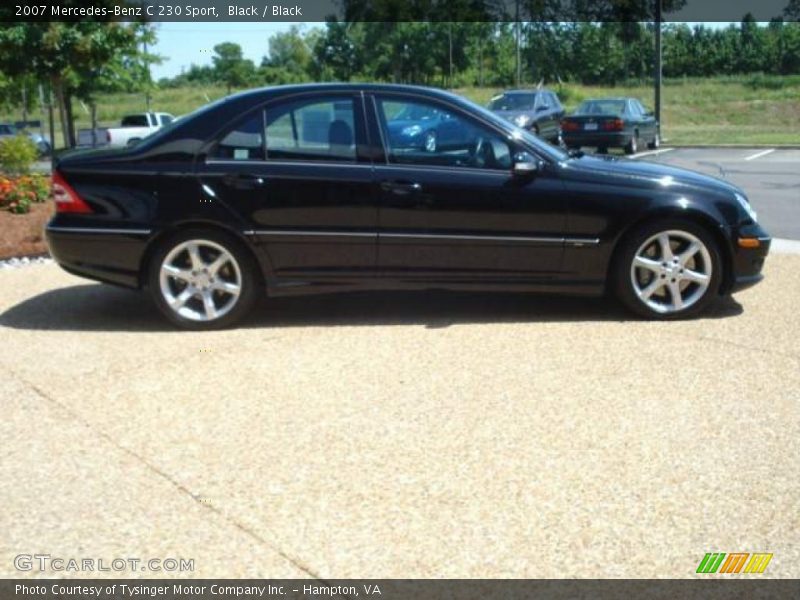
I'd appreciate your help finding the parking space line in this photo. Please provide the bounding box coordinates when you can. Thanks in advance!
[744,149,775,161]
[631,148,675,159]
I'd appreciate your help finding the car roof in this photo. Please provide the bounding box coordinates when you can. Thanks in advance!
[581,97,634,102]
[498,89,546,94]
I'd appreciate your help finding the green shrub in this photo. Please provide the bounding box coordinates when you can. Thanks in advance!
[0,134,38,174]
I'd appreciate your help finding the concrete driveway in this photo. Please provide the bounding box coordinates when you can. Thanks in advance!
[1,255,799,579]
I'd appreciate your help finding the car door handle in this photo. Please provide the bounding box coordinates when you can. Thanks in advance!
[223,172,266,189]
[381,180,422,196]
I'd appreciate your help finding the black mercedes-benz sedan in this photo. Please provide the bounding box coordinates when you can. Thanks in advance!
[46,83,770,329]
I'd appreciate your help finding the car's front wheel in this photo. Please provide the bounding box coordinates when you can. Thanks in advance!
[614,220,722,319]
[148,229,260,329]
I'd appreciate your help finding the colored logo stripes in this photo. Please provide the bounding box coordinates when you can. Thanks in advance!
[696,552,773,574]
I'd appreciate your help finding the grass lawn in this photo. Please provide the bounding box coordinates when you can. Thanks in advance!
[2,76,798,148]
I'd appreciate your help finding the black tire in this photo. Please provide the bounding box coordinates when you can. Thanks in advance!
[624,133,638,155]
[147,228,261,330]
[613,219,723,320]
[647,130,661,150]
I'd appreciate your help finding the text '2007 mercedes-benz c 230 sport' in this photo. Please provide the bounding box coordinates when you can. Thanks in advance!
[46,84,771,329]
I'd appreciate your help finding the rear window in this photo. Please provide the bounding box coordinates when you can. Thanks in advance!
[121,115,149,127]
[575,100,627,116]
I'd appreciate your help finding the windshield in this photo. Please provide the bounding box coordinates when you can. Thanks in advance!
[488,93,537,111]
[575,100,627,116]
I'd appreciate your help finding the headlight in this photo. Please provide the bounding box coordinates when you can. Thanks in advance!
[401,125,422,137]
[735,192,758,222]
[513,114,530,127]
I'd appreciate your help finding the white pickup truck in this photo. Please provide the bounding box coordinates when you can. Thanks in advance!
[77,112,175,148]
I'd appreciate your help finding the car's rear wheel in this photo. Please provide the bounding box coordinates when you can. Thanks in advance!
[624,133,638,155]
[648,131,661,150]
[614,220,722,319]
[148,229,260,329]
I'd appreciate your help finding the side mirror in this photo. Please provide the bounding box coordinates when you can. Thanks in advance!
[512,155,542,176]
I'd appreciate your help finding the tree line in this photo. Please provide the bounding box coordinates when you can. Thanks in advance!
[162,18,800,93]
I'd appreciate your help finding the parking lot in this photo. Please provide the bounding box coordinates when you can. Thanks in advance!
[2,148,799,579]
[631,147,800,240]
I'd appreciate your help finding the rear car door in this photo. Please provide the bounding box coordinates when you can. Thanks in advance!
[369,93,567,281]
[197,91,377,281]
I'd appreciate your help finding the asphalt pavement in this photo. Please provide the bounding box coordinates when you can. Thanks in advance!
[629,147,800,241]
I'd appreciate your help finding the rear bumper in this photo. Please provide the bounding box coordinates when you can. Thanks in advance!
[46,222,151,288]
[563,132,631,148]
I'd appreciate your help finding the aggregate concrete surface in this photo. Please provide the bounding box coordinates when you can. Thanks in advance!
[1,253,798,579]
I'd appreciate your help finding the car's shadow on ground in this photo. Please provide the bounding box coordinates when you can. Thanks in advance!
[0,283,744,332]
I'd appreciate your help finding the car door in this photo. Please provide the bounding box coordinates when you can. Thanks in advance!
[369,93,567,282]
[197,91,377,280]
[634,100,657,139]
[534,93,555,140]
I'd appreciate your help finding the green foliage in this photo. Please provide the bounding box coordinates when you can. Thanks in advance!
[0,173,49,214]
[0,135,37,174]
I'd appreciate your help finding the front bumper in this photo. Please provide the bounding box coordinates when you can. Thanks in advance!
[46,221,151,288]
[728,224,771,294]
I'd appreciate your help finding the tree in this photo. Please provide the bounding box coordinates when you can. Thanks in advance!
[0,19,153,148]
[212,42,256,94]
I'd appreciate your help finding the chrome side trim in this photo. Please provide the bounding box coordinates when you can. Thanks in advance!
[565,237,600,247]
[46,226,152,235]
[381,232,563,244]
[244,230,376,239]
[243,229,601,246]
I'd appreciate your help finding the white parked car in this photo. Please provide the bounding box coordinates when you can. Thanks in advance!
[77,112,175,148]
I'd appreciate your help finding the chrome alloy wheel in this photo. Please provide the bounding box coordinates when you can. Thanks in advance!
[630,230,712,314]
[158,239,242,322]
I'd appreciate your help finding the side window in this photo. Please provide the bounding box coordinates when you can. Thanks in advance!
[266,97,357,162]
[211,112,265,161]
[376,97,512,171]
[550,92,562,109]
[629,101,643,117]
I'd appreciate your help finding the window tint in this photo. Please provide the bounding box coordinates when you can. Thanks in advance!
[377,98,512,170]
[160,114,173,125]
[211,112,265,160]
[488,93,537,111]
[266,97,357,162]
[121,115,149,127]
[575,100,627,116]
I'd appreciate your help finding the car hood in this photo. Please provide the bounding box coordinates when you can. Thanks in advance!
[562,154,741,197]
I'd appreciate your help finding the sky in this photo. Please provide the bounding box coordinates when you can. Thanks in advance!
[150,22,305,79]
[150,22,738,80]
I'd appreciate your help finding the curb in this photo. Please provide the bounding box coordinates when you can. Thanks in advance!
[770,238,800,255]
[662,144,800,150]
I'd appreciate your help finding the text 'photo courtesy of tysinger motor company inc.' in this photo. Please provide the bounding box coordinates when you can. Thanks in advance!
[0,0,799,598]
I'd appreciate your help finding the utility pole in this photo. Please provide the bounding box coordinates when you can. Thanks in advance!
[654,0,663,126]
[515,0,521,86]
[143,38,152,111]
[448,22,453,88]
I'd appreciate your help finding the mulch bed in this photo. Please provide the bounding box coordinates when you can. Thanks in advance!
[0,201,54,260]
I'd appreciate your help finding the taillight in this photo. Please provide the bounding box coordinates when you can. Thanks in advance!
[52,170,93,214]
[561,120,579,132]
[602,119,624,131]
